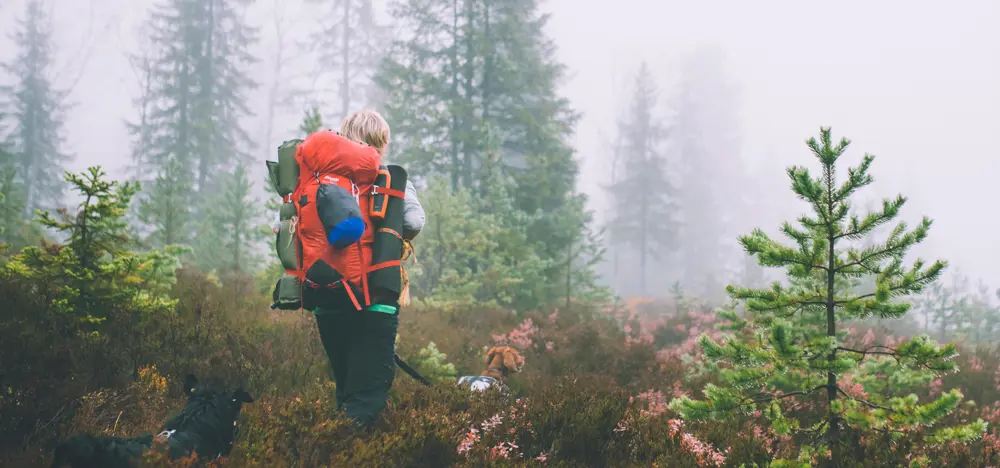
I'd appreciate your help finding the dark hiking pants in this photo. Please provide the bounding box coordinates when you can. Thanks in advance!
[314,302,399,427]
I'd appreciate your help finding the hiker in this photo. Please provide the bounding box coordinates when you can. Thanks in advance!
[309,110,425,428]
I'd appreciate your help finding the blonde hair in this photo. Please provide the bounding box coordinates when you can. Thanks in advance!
[339,109,390,154]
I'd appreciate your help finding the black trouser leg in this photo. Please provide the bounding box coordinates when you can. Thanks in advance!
[342,308,398,427]
[314,309,352,410]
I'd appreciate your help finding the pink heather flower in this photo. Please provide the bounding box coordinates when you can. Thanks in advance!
[679,431,727,467]
[862,329,875,346]
[457,426,479,455]
[545,341,554,351]
[671,381,689,399]
[535,452,549,462]
[636,390,669,417]
[840,374,868,400]
[667,419,684,437]
[547,308,559,324]
[481,413,503,433]
[490,441,521,460]
[493,319,538,349]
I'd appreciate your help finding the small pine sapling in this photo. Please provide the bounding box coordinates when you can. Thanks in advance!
[668,127,986,466]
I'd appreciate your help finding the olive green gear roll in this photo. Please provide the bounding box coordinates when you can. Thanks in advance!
[276,139,302,197]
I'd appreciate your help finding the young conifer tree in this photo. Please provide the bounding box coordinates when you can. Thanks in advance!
[668,128,986,466]
[300,106,325,135]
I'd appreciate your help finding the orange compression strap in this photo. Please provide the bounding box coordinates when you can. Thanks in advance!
[367,260,402,273]
[372,186,405,199]
[378,227,403,241]
[344,283,362,310]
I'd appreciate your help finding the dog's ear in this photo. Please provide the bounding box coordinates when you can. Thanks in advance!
[184,374,199,395]
[232,388,254,403]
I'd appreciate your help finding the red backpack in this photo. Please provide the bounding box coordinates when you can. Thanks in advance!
[290,130,405,311]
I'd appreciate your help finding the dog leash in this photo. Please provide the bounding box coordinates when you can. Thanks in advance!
[394,353,432,387]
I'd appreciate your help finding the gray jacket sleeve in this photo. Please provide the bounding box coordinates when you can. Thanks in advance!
[402,180,426,236]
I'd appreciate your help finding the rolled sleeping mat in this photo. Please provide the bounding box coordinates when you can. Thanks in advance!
[368,164,408,301]
[266,161,280,195]
[276,139,302,197]
[275,202,299,271]
[279,200,297,221]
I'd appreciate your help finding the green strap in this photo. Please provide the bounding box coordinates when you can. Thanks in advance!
[313,304,397,314]
[368,304,397,314]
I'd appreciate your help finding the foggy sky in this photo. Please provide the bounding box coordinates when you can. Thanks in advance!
[1,0,998,289]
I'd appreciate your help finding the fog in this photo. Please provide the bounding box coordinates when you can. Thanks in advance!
[2,0,998,291]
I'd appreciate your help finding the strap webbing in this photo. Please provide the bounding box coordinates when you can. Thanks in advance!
[368,260,401,272]
[378,227,403,241]
[373,186,405,199]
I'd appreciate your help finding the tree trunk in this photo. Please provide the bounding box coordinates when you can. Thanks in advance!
[340,0,351,118]
[449,0,460,192]
[262,0,286,162]
[824,174,840,467]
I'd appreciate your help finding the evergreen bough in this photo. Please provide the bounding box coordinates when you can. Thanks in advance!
[668,127,986,465]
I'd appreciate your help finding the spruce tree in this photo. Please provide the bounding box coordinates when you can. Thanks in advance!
[669,128,985,466]
[195,164,265,275]
[307,0,387,117]
[134,0,259,254]
[300,106,325,135]
[138,155,193,247]
[606,62,679,294]
[913,271,967,341]
[376,0,603,305]
[9,167,182,326]
[0,163,24,246]
[124,46,156,183]
[37,167,138,271]
[3,0,72,214]
[135,0,259,193]
[952,279,998,344]
[0,134,21,245]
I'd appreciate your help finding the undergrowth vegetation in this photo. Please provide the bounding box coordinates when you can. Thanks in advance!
[1,131,997,467]
[3,273,999,467]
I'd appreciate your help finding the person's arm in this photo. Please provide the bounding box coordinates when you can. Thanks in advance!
[401,180,425,240]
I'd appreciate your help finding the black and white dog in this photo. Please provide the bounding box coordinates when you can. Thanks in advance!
[51,375,254,468]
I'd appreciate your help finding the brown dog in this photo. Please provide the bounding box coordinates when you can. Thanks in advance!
[482,346,525,379]
[457,346,525,394]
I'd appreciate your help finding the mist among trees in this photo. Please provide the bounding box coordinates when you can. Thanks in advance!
[0,0,998,466]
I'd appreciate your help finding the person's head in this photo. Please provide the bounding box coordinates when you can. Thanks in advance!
[339,109,390,155]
